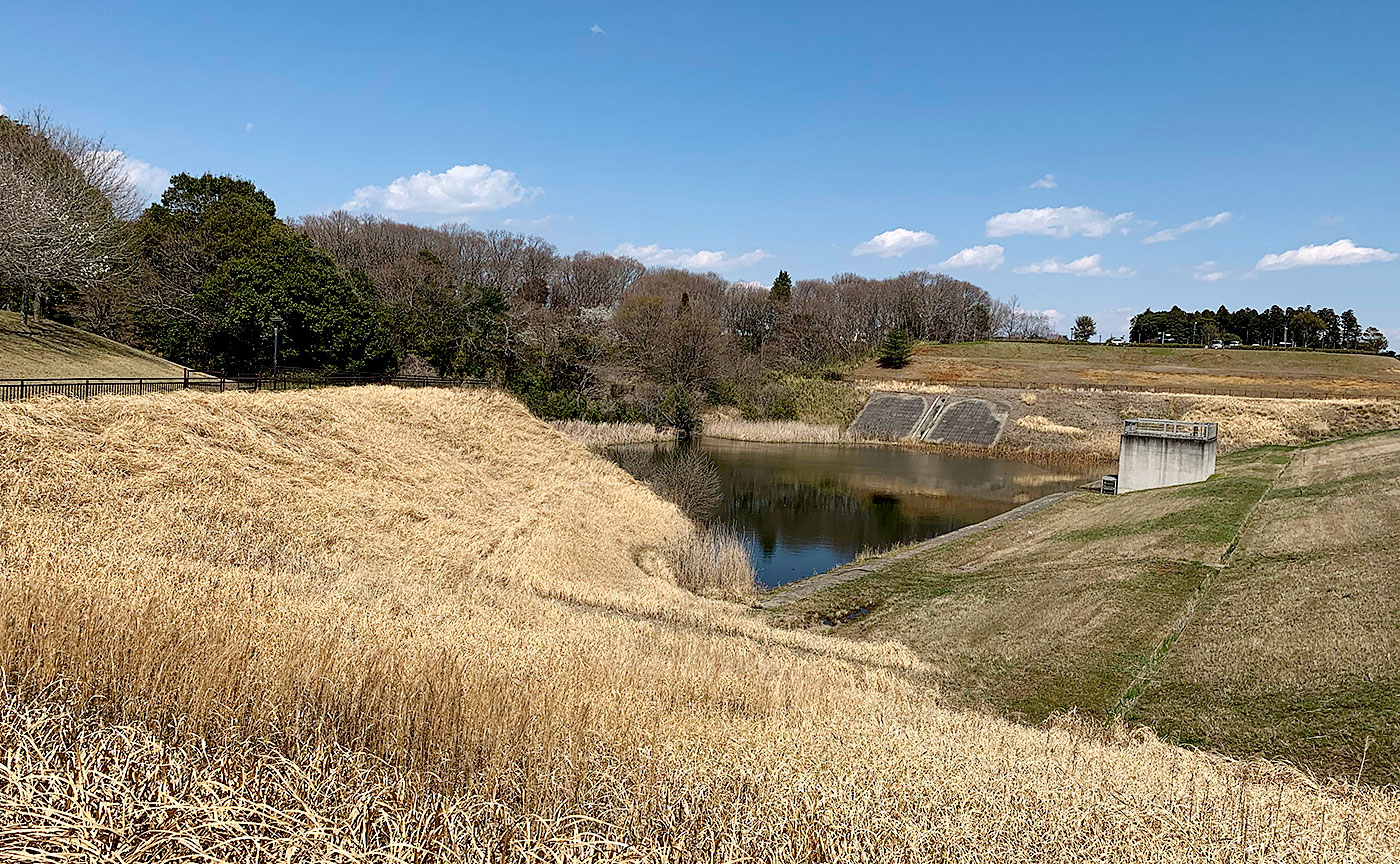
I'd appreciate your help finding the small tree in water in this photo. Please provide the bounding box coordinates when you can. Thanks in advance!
[878,328,914,368]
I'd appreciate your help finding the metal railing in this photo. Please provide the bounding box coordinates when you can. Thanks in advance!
[0,373,488,403]
[1122,418,1218,440]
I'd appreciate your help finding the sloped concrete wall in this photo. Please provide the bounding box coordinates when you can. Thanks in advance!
[1117,433,1217,493]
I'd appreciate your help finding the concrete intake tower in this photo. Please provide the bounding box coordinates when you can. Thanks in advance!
[1114,419,1218,494]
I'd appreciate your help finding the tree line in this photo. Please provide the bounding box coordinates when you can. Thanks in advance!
[3,110,1064,428]
[1131,305,1389,352]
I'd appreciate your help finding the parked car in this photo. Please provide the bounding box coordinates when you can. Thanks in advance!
[1105,336,1126,346]
[1227,340,1242,348]
[1209,341,1224,349]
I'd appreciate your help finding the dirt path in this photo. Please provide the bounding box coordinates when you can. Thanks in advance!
[757,490,1083,608]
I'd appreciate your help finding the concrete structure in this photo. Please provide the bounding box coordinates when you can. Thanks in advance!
[848,392,943,440]
[1115,418,1218,494]
[847,392,1011,445]
[921,398,1009,447]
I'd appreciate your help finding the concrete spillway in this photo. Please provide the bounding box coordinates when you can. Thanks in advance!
[848,392,1008,446]
[1115,419,1218,494]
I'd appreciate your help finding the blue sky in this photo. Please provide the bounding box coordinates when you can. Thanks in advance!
[3,1,1398,338]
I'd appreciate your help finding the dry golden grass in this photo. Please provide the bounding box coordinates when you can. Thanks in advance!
[1,387,1397,860]
[1015,414,1088,437]
[703,416,852,443]
[550,419,675,449]
[857,340,1400,398]
[936,385,1400,460]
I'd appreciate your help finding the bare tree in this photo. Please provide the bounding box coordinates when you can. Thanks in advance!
[558,251,644,309]
[0,110,141,326]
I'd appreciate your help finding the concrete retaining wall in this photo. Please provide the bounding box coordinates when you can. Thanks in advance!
[1118,433,1217,493]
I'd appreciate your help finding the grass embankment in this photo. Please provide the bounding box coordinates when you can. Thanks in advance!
[3,388,1398,859]
[771,433,1400,783]
[0,310,193,378]
[858,340,1400,398]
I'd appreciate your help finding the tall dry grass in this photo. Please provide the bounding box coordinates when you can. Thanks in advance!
[703,417,852,443]
[550,418,675,449]
[0,387,1397,860]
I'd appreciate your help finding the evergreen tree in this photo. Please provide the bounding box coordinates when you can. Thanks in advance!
[770,270,792,302]
[1071,315,1097,342]
[877,328,914,368]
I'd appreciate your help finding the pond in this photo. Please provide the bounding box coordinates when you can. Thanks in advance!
[610,439,1110,588]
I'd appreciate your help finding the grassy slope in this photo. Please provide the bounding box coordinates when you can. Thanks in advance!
[855,340,1400,398]
[0,310,190,378]
[1129,431,1400,782]
[3,387,1396,860]
[772,437,1399,782]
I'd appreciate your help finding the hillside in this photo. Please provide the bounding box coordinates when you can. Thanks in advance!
[0,310,191,378]
[1,387,1396,860]
[770,432,1400,783]
[855,340,1400,398]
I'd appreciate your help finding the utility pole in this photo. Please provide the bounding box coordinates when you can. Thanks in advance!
[271,316,284,387]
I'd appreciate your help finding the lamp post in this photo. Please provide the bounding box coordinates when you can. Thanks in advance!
[271,316,284,388]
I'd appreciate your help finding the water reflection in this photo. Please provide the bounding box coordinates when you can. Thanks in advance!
[612,439,1109,588]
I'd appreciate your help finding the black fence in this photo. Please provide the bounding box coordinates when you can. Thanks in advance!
[0,373,488,403]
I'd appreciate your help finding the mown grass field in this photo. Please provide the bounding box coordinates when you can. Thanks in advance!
[854,340,1400,398]
[0,310,192,378]
[771,434,1400,783]
[3,387,1397,860]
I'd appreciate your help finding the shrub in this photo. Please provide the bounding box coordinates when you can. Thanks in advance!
[664,525,757,602]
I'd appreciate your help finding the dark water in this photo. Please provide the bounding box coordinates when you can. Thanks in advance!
[611,439,1109,588]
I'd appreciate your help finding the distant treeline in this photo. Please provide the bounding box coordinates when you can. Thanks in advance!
[1,110,1061,428]
[1131,305,1388,352]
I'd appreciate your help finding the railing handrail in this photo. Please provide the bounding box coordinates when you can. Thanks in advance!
[1122,418,1218,440]
[0,373,489,403]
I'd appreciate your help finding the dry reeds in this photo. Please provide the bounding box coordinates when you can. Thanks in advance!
[703,417,852,443]
[663,525,757,602]
[550,419,675,449]
[0,387,1396,861]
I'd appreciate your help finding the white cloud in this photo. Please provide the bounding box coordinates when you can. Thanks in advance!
[502,213,564,229]
[1256,238,1398,271]
[245,121,254,133]
[1141,211,1232,244]
[851,228,937,258]
[589,23,606,34]
[613,242,770,272]
[1013,253,1135,278]
[1192,261,1227,282]
[1032,308,1064,326]
[345,164,541,215]
[88,149,172,201]
[985,206,1133,239]
[0,103,6,116]
[938,244,1005,271]
[1028,173,1057,189]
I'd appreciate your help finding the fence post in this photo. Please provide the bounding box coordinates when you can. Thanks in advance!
[184,368,190,389]
[85,379,90,399]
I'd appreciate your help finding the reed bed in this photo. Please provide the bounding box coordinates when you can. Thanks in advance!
[550,419,675,449]
[703,417,852,443]
[0,387,1397,861]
